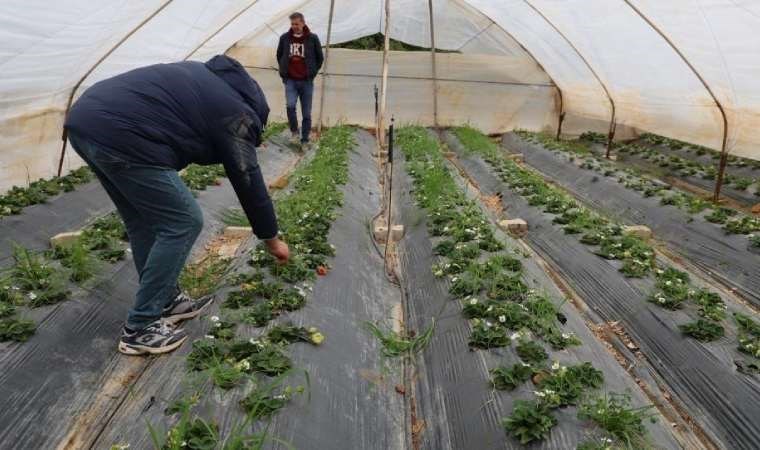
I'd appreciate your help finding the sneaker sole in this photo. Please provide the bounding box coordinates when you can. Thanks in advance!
[118,335,188,356]
[163,295,215,325]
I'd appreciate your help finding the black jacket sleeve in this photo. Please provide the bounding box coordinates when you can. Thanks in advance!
[313,35,324,73]
[217,113,278,240]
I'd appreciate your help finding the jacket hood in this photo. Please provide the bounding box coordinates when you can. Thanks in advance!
[204,55,269,126]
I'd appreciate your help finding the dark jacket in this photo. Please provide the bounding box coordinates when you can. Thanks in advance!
[64,55,278,239]
[276,26,324,80]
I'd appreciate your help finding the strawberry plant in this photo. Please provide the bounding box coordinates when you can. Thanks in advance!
[181,164,226,192]
[365,320,435,357]
[267,324,324,346]
[516,339,548,366]
[503,400,557,444]
[0,167,93,217]
[678,319,724,342]
[578,393,656,448]
[6,245,69,307]
[534,361,604,408]
[50,239,98,282]
[490,363,533,390]
[468,320,510,349]
[0,317,36,342]
[80,212,128,262]
[734,313,760,358]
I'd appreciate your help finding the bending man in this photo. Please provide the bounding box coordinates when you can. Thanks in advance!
[65,55,289,356]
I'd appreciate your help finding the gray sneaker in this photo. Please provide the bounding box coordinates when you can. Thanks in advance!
[162,292,215,324]
[118,319,187,355]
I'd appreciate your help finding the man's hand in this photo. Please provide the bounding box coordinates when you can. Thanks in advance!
[265,237,290,265]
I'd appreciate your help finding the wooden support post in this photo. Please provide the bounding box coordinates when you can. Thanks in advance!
[316,0,335,137]
[428,0,438,129]
[57,0,174,176]
[377,0,391,148]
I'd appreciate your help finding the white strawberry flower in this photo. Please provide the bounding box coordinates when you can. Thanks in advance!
[469,298,478,305]
[210,315,220,322]
[552,361,560,371]
[498,315,506,323]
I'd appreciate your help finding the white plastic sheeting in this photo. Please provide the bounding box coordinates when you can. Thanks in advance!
[1,0,759,192]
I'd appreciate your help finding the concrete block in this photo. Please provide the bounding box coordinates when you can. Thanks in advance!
[223,226,253,239]
[499,218,528,238]
[50,231,82,248]
[390,225,405,242]
[623,225,652,241]
[374,224,404,243]
[374,225,389,243]
[268,174,290,190]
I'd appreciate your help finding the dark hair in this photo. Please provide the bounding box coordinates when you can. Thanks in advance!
[289,12,304,21]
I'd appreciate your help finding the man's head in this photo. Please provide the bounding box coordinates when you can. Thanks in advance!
[289,12,305,35]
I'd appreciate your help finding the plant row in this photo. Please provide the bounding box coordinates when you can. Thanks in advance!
[518,131,760,248]
[457,127,740,346]
[154,126,355,448]
[0,166,93,217]
[397,125,655,448]
[0,212,130,342]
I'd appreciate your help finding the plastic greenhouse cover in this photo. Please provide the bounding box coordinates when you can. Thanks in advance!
[2,1,760,189]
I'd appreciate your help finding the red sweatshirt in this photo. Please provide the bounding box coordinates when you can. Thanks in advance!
[287,26,310,80]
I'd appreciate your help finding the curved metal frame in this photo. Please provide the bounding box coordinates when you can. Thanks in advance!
[459,0,565,139]
[522,0,617,155]
[183,0,263,61]
[622,0,730,202]
[57,0,174,176]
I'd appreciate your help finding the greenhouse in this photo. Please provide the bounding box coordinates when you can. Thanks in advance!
[1,1,759,449]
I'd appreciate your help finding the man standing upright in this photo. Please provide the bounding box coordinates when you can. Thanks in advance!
[276,12,324,150]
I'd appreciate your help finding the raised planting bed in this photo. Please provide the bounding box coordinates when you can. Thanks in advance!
[0,167,93,217]
[394,126,682,449]
[505,130,760,309]
[448,126,760,450]
[0,137,300,450]
[91,128,405,450]
[578,131,760,207]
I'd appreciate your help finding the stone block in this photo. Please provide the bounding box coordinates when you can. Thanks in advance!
[50,231,82,249]
[390,225,405,242]
[623,225,652,241]
[374,225,389,243]
[223,226,253,239]
[498,218,528,237]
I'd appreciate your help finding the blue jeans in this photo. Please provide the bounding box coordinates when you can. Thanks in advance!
[284,78,314,143]
[68,132,203,330]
